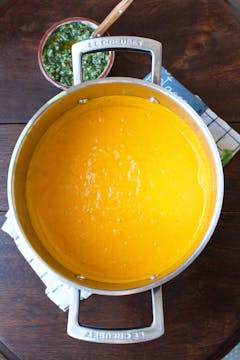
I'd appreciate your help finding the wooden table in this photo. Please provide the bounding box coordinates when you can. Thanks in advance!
[0,1,240,359]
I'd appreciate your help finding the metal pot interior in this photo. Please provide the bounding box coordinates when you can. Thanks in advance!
[8,78,223,295]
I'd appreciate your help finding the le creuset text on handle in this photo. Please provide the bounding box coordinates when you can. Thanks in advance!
[67,286,164,344]
[72,36,162,85]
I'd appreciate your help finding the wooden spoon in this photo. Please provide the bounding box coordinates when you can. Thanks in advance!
[92,0,135,38]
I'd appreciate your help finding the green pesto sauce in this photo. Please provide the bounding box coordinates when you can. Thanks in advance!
[42,22,110,86]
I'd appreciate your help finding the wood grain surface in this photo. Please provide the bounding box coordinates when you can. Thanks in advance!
[0,0,239,359]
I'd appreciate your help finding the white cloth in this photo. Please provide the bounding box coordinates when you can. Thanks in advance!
[1,211,91,311]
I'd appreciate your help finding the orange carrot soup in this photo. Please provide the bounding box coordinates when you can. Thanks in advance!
[26,95,212,283]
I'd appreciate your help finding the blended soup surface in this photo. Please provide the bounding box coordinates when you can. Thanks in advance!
[26,95,212,283]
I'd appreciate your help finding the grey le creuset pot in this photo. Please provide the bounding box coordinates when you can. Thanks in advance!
[8,36,224,343]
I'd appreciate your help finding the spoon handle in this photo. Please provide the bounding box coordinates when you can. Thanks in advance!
[92,0,135,38]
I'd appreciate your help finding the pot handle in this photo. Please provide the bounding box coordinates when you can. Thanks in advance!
[67,286,164,344]
[72,36,161,85]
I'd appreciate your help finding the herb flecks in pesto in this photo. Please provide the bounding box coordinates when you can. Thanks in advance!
[42,22,110,86]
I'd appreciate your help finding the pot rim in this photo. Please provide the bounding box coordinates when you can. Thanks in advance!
[7,77,224,296]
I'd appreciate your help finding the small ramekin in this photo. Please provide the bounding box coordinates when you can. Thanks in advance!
[38,17,115,90]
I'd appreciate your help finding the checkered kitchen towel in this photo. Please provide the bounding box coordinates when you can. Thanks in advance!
[2,66,240,312]
[222,343,240,360]
[145,67,240,162]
